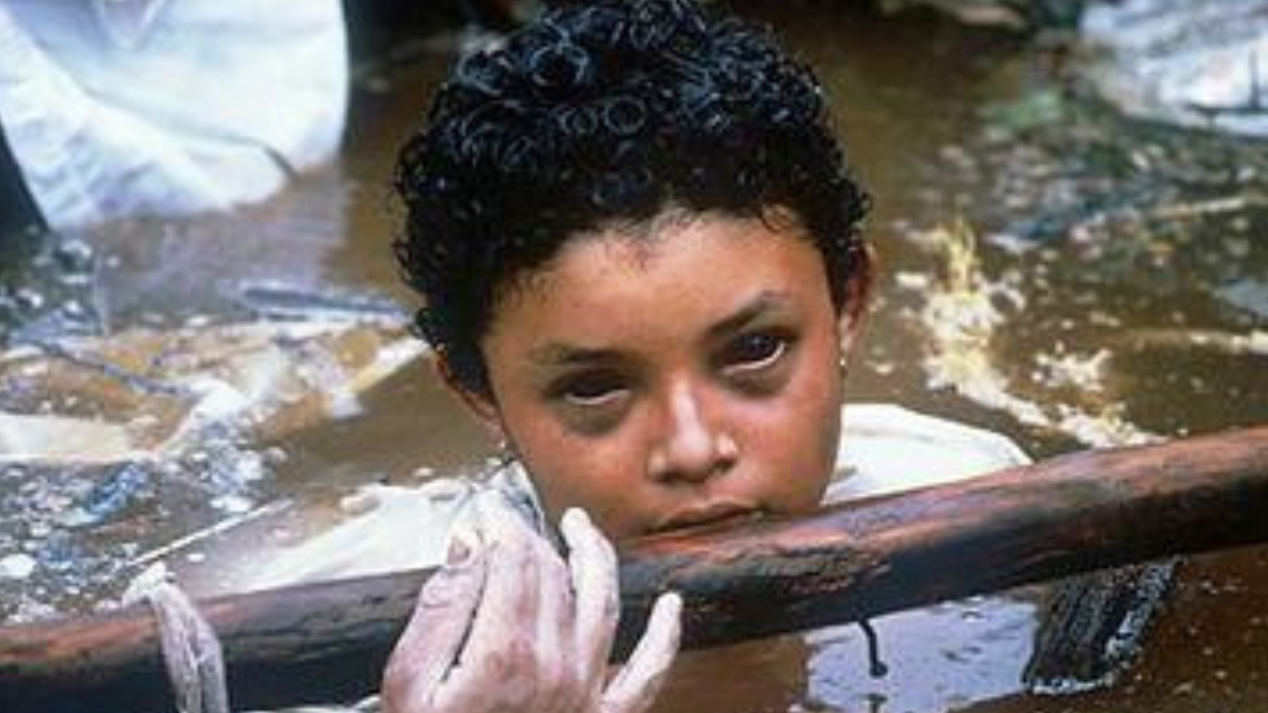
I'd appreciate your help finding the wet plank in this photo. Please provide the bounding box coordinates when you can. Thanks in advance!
[1,424,1267,713]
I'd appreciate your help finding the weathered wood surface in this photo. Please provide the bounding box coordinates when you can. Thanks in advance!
[2,424,1267,713]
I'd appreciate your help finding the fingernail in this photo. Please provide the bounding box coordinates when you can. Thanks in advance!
[445,528,479,568]
[660,590,683,614]
[446,538,470,567]
[561,507,591,535]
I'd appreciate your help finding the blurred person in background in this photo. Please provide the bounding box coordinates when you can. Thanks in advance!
[0,0,347,235]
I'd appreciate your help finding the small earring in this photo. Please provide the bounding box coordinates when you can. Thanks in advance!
[494,438,515,467]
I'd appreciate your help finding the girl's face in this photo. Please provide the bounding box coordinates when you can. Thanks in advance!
[466,211,858,540]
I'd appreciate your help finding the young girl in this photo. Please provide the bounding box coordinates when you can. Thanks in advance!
[370,1,1028,711]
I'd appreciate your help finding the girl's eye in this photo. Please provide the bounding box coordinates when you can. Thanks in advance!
[555,371,629,407]
[721,331,788,372]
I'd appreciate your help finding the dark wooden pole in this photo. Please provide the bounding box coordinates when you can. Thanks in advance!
[2,424,1267,713]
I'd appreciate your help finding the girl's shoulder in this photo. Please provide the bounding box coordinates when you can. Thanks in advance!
[827,403,1030,503]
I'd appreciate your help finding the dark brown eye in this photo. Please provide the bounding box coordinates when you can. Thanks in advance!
[721,331,788,373]
[556,371,629,407]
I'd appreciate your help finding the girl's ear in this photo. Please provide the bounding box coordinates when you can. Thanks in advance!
[432,355,506,441]
[837,242,876,359]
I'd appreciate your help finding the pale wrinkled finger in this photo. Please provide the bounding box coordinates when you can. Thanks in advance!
[534,538,573,647]
[601,592,683,713]
[438,492,541,699]
[560,507,619,680]
[532,532,575,701]
[381,530,486,713]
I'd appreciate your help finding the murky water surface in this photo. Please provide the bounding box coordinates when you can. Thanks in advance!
[2,4,1266,712]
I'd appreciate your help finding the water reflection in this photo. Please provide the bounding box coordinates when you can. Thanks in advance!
[805,599,1038,712]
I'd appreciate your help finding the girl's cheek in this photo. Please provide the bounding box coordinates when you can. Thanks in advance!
[555,406,628,438]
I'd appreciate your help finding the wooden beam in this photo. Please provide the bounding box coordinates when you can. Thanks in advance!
[2,424,1267,713]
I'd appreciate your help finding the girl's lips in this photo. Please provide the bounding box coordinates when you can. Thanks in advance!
[650,500,763,534]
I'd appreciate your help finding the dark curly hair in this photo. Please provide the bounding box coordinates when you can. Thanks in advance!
[394,0,871,395]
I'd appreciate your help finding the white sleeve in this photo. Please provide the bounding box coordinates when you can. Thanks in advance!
[827,403,1031,503]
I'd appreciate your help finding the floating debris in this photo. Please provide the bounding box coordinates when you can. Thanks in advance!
[0,319,428,465]
[1080,0,1268,138]
[0,412,137,465]
[0,231,103,344]
[127,499,293,570]
[57,463,152,530]
[1121,328,1268,357]
[0,553,37,581]
[1035,349,1112,393]
[0,315,429,620]
[1215,278,1268,320]
[875,0,1030,30]
[910,220,1158,447]
[916,219,1047,426]
[234,281,408,323]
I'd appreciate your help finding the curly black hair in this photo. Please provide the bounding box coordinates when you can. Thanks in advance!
[394,0,870,395]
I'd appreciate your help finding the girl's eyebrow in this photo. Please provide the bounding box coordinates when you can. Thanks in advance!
[705,291,794,341]
[528,291,795,366]
[528,343,623,366]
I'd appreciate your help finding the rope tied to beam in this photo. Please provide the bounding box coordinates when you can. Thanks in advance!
[123,564,230,713]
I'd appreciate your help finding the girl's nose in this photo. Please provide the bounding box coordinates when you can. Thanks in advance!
[647,383,737,483]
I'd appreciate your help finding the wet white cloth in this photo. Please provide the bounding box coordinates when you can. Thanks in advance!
[243,403,1029,590]
[0,0,347,230]
[244,464,549,592]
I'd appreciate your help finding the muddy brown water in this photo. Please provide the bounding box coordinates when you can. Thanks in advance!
[3,4,1267,712]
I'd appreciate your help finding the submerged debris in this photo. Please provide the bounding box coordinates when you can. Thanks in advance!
[0,230,103,345]
[1026,560,1176,694]
[0,319,427,465]
[0,314,429,621]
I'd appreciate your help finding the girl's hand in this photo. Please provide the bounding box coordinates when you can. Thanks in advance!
[382,493,682,713]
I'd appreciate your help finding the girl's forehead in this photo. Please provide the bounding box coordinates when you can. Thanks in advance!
[521,214,802,291]
[485,213,830,342]
[494,206,815,308]
[557,209,810,278]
